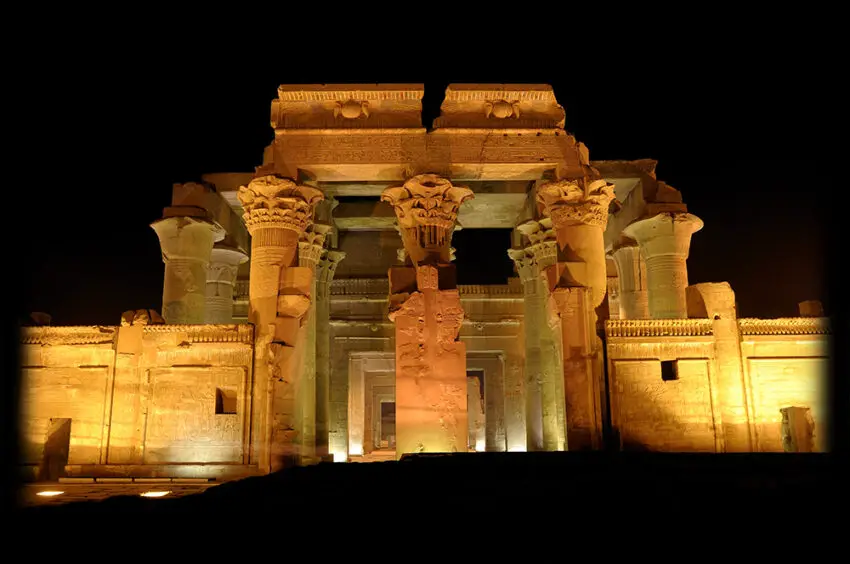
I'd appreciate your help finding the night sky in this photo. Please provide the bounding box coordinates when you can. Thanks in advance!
[19,32,832,326]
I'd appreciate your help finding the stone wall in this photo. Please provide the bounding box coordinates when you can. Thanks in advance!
[20,324,256,480]
[739,318,829,452]
[605,317,830,452]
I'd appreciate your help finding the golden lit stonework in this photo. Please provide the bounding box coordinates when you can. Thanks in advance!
[18,82,830,506]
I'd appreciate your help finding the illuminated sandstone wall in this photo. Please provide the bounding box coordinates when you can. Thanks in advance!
[606,320,719,451]
[20,327,118,468]
[20,324,255,478]
[605,317,830,452]
[739,318,829,452]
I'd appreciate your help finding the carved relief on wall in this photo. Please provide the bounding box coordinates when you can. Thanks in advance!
[144,367,246,464]
[333,99,370,120]
[610,360,716,451]
[484,99,520,120]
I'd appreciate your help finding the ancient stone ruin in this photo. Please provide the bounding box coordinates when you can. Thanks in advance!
[19,84,829,504]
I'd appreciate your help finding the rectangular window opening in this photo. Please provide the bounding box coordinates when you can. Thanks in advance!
[215,388,238,414]
[661,360,678,382]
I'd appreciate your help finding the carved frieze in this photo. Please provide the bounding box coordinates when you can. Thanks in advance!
[20,326,117,346]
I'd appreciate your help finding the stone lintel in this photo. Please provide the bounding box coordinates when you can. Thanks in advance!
[435,84,565,129]
[273,85,424,130]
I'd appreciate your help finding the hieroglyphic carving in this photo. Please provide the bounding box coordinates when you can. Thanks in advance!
[436,290,464,349]
[237,176,324,232]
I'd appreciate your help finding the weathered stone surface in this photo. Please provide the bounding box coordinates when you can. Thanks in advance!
[622,212,703,319]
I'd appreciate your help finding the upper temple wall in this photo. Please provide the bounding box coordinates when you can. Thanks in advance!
[264,83,585,183]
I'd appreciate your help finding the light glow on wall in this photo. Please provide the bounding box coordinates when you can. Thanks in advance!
[36,490,64,497]
[140,490,171,498]
[475,439,486,452]
[333,451,348,462]
[349,443,363,456]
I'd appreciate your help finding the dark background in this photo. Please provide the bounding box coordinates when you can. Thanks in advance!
[16,23,832,326]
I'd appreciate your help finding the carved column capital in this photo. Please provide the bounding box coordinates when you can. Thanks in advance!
[298,224,333,271]
[507,248,537,284]
[381,174,474,265]
[622,212,704,258]
[237,175,324,235]
[536,178,616,229]
[318,250,346,286]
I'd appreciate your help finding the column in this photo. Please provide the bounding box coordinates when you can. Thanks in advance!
[508,247,542,451]
[237,175,324,473]
[622,212,703,319]
[293,224,331,464]
[536,176,616,450]
[205,245,249,324]
[316,249,345,461]
[609,240,650,319]
[381,174,474,458]
[509,216,566,452]
[151,209,224,324]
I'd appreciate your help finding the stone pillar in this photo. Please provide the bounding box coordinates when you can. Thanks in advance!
[509,216,566,452]
[381,174,474,458]
[622,213,703,319]
[205,245,249,324]
[292,225,331,464]
[537,176,616,450]
[237,175,323,473]
[151,210,224,324]
[610,241,649,319]
[315,249,345,462]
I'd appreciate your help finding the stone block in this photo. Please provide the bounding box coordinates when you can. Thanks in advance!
[279,267,313,296]
[388,266,417,295]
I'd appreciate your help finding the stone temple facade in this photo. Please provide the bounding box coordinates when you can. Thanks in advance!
[19,84,830,503]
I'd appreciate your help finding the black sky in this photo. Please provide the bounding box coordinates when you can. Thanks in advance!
[17,23,835,326]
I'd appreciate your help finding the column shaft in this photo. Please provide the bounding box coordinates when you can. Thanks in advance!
[610,244,649,319]
[238,175,323,473]
[205,246,248,324]
[622,212,704,319]
[151,215,224,324]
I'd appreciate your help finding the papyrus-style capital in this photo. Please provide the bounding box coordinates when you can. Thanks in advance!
[237,175,324,234]
[536,178,616,229]
[622,212,704,258]
[381,174,474,264]
[298,224,333,271]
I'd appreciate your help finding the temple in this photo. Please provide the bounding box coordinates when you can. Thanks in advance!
[19,84,830,503]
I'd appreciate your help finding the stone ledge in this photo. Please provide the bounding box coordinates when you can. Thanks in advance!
[738,317,830,336]
[606,319,714,338]
[142,324,254,343]
[20,326,117,345]
[60,464,261,480]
